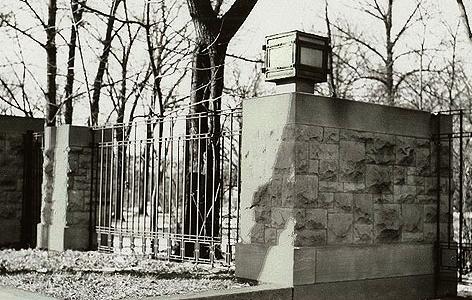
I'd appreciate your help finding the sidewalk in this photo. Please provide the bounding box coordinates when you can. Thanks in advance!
[0,286,57,300]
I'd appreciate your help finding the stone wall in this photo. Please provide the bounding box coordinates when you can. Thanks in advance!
[0,116,43,247]
[250,124,450,247]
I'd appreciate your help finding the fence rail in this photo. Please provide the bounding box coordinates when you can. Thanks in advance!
[92,109,242,265]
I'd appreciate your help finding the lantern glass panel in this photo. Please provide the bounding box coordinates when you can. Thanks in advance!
[268,46,293,69]
[300,47,323,68]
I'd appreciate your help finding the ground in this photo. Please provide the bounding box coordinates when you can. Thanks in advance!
[0,249,249,300]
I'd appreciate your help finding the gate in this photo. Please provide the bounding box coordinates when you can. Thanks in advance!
[92,109,242,265]
[436,109,472,290]
[21,131,43,248]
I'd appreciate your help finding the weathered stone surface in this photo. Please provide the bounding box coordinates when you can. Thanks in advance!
[353,194,373,224]
[296,209,327,231]
[254,207,271,224]
[250,223,265,244]
[319,181,343,192]
[394,185,417,203]
[366,165,393,193]
[317,192,334,209]
[271,207,292,228]
[308,159,319,175]
[423,204,436,224]
[319,160,338,181]
[328,213,353,244]
[265,227,277,244]
[416,148,431,176]
[332,193,353,213]
[396,137,416,166]
[310,143,338,160]
[353,224,374,244]
[374,204,401,243]
[339,141,365,183]
[373,193,393,204]
[295,142,309,174]
[323,127,339,143]
[295,229,326,247]
[340,129,374,142]
[343,182,365,193]
[273,141,295,174]
[402,204,423,233]
[294,175,318,208]
[283,124,323,142]
[366,135,395,165]
[394,166,407,185]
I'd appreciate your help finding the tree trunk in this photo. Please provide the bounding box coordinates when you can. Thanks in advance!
[46,0,57,126]
[90,0,121,126]
[64,0,85,124]
[183,0,257,259]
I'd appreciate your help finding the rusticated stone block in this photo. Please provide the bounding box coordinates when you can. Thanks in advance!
[317,192,334,209]
[340,129,374,142]
[416,148,431,176]
[254,207,271,224]
[366,165,393,193]
[328,213,353,244]
[366,135,395,165]
[306,125,324,142]
[396,136,416,166]
[340,141,365,183]
[423,204,436,224]
[250,223,265,244]
[265,227,277,244]
[332,193,353,213]
[308,159,319,175]
[319,181,343,192]
[353,194,373,224]
[294,175,318,208]
[310,143,338,160]
[296,209,327,231]
[394,166,407,185]
[343,182,365,193]
[394,185,417,203]
[323,127,339,143]
[271,207,292,228]
[295,229,326,247]
[373,193,393,204]
[295,142,309,174]
[353,224,374,244]
[319,160,338,182]
[374,204,401,243]
[402,204,423,233]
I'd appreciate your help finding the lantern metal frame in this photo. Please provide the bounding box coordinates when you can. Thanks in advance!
[263,30,330,84]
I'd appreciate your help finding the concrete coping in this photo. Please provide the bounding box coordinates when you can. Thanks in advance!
[243,93,452,138]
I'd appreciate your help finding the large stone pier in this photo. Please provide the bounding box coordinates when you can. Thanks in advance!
[236,93,455,299]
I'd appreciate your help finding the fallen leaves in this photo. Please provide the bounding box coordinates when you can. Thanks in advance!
[0,249,249,300]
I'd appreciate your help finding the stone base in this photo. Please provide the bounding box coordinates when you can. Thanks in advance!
[36,223,49,249]
[293,275,435,300]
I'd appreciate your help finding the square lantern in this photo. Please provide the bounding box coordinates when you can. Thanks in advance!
[263,31,330,84]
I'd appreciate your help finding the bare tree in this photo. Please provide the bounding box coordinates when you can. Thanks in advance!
[331,0,426,105]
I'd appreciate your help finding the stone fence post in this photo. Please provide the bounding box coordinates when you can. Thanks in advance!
[236,93,455,299]
[37,125,93,251]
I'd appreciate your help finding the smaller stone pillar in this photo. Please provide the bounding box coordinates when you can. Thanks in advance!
[37,125,93,251]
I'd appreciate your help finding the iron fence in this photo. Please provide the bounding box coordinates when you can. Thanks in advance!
[435,109,472,287]
[92,109,242,265]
